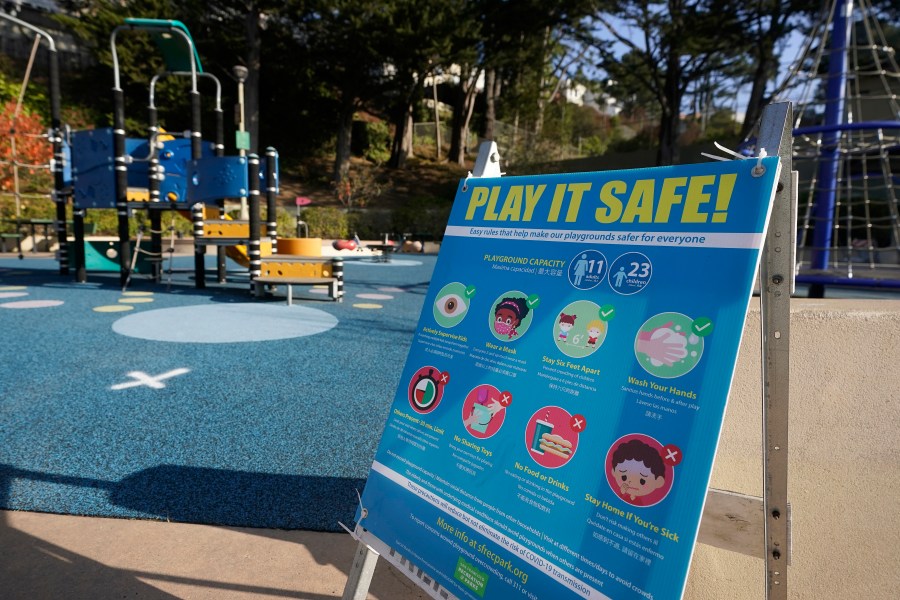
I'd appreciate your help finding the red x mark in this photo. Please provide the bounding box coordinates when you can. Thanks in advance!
[439,372,450,384]
[662,444,683,466]
[498,391,513,407]
[569,414,587,433]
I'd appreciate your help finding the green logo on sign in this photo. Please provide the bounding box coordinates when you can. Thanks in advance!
[454,556,488,597]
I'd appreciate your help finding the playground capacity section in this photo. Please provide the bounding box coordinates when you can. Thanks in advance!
[357,157,781,600]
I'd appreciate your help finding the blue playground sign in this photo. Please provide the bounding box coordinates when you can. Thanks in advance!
[358,157,780,600]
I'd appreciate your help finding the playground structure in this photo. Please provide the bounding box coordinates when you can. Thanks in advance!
[69,18,279,291]
[0,14,343,301]
[771,0,900,295]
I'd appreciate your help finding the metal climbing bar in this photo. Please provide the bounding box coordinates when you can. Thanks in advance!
[810,0,854,272]
[109,19,203,286]
[0,10,68,273]
[773,0,900,294]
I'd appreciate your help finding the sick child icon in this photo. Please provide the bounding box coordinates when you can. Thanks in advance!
[606,436,674,507]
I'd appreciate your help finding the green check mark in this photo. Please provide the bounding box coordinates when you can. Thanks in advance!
[599,304,616,321]
[465,285,476,298]
[526,294,541,309]
[691,317,714,337]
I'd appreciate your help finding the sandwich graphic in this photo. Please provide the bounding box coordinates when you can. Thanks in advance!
[539,433,573,460]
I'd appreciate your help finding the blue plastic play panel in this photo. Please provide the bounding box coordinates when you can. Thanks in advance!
[187,156,249,203]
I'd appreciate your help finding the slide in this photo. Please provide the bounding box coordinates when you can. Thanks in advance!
[176,209,265,268]
[225,243,251,267]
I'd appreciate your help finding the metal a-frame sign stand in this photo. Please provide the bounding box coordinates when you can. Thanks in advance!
[342,102,795,600]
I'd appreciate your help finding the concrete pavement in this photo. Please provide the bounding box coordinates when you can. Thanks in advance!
[0,510,429,599]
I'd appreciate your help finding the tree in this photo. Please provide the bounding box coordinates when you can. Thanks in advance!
[381,0,471,169]
[282,0,412,182]
[286,0,469,173]
[58,0,288,154]
[594,0,745,165]
[56,0,191,132]
[183,0,286,154]
[446,65,483,166]
[0,100,52,195]
[735,0,812,139]
[438,0,599,165]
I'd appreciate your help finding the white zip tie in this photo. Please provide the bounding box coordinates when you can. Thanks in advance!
[752,148,768,176]
[701,141,748,161]
[337,487,367,539]
[701,142,768,176]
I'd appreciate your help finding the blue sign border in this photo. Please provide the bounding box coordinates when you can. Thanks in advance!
[358,157,780,600]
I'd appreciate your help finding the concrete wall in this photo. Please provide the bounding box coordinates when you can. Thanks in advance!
[685,298,900,599]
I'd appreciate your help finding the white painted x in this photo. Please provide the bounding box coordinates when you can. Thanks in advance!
[111,368,191,390]
[665,448,679,462]
[571,416,585,431]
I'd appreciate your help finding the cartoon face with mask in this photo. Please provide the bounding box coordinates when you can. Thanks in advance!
[493,297,529,340]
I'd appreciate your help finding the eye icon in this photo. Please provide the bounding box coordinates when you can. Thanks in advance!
[438,294,466,318]
[433,283,472,328]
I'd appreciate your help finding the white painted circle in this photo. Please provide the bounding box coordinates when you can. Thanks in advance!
[348,259,422,267]
[1,300,64,309]
[112,303,338,343]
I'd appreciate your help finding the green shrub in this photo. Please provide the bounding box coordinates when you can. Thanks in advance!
[299,206,348,239]
[580,135,610,157]
[0,196,55,233]
[3,197,55,220]
[276,208,297,238]
[391,197,452,241]
[352,120,391,165]
[83,209,193,238]
[363,121,391,164]
[84,209,118,235]
[348,209,392,240]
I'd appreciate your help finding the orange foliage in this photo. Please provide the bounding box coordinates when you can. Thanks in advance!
[0,99,52,193]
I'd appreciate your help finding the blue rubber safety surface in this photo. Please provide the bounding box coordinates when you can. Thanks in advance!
[0,253,435,532]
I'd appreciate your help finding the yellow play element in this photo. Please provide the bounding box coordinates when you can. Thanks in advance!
[253,257,343,304]
[176,208,271,267]
[127,187,151,202]
[197,209,266,238]
[225,241,272,268]
[259,260,332,279]
[211,211,271,267]
[202,219,267,238]
[177,205,221,222]
[275,237,322,256]
[157,128,176,142]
